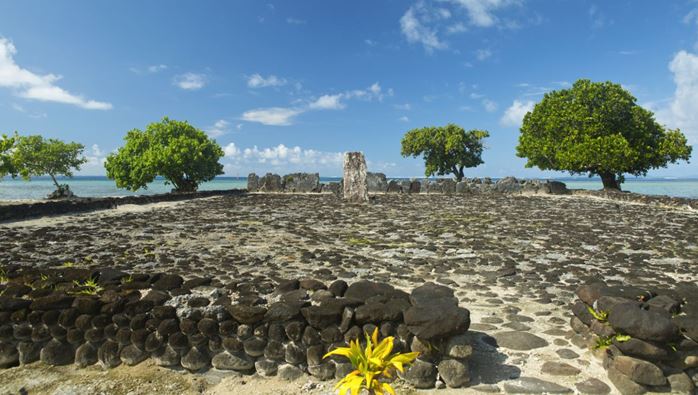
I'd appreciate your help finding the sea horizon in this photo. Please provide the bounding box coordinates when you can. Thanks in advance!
[2,175,698,200]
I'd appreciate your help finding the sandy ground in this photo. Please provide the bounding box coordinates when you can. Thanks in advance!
[1,193,697,394]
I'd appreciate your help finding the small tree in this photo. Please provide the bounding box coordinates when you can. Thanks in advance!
[517,79,692,190]
[0,133,17,179]
[105,117,224,192]
[12,135,87,192]
[401,124,489,181]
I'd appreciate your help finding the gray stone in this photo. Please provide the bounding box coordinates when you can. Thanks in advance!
[247,173,259,192]
[386,180,402,193]
[120,344,148,366]
[610,356,666,386]
[243,336,266,357]
[18,341,42,365]
[153,344,180,367]
[308,362,336,380]
[335,362,354,379]
[258,173,283,192]
[456,181,469,194]
[40,339,74,366]
[283,173,320,193]
[540,361,580,376]
[0,342,19,368]
[575,378,612,394]
[556,349,580,359]
[181,346,209,372]
[545,181,568,194]
[403,359,437,389]
[502,377,573,393]
[667,372,695,394]
[445,334,473,359]
[98,340,122,368]
[255,358,278,376]
[278,363,304,381]
[438,358,470,388]
[367,172,388,192]
[495,177,522,193]
[493,331,548,351]
[343,152,368,203]
[211,351,254,371]
[74,342,98,367]
[607,366,648,395]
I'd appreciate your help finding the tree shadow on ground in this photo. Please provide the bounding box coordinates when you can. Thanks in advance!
[463,330,521,385]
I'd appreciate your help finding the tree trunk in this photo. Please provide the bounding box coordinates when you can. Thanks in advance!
[599,172,621,191]
[453,166,464,182]
[49,173,61,190]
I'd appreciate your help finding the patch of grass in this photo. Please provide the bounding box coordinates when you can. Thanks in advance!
[72,277,104,296]
[61,261,76,268]
[0,267,8,284]
[587,306,608,323]
[594,333,631,350]
[121,275,133,284]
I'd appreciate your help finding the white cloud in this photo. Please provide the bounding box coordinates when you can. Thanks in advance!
[394,103,412,110]
[79,143,107,175]
[476,48,492,61]
[449,0,521,28]
[365,39,378,46]
[223,142,240,157]
[482,99,498,112]
[207,119,231,137]
[240,82,389,126]
[147,64,168,73]
[309,94,345,110]
[247,73,287,88]
[286,17,306,25]
[656,50,698,142]
[399,116,410,122]
[400,0,521,51]
[173,72,206,90]
[241,107,302,126]
[0,37,112,110]
[500,99,534,127]
[400,4,448,52]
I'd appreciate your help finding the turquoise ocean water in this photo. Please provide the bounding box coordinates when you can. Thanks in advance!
[1,176,697,200]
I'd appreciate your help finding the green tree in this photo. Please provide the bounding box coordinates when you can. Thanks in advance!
[517,79,692,190]
[12,135,87,190]
[0,133,17,179]
[105,117,224,192]
[401,124,489,181]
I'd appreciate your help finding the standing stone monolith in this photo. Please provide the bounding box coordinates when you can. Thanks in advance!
[343,152,369,203]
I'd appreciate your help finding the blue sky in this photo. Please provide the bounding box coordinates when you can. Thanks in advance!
[1,0,698,178]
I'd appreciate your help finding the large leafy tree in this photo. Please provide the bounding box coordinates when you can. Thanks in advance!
[12,135,87,190]
[105,117,224,192]
[0,133,17,179]
[401,124,489,181]
[517,79,692,190]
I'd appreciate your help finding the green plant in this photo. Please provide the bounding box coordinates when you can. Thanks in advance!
[401,124,489,181]
[347,237,376,246]
[0,267,8,284]
[121,275,133,284]
[72,277,104,296]
[0,132,18,179]
[324,328,420,395]
[594,333,631,350]
[587,306,608,323]
[11,134,87,191]
[40,273,49,281]
[105,117,224,192]
[62,261,76,268]
[517,79,692,190]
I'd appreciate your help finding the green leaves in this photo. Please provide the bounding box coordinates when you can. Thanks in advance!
[517,79,692,188]
[401,124,489,181]
[10,134,87,188]
[105,117,224,192]
[0,133,18,179]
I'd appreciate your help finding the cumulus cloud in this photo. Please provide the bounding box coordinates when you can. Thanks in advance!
[207,120,231,137]
[400,4,448,52]
[500,99,534,127]
[147,64,168,73]
[450,0,521,27]
[476,48,492,61]
[78,144,108,175]
[247,73,287,88]
[241,82,389,126]
[222,143,344,174]
[241,107,302,126]
[656,50,698,142]
[223,142,240,157]
[173,72,206,90]
[0,37,112,110]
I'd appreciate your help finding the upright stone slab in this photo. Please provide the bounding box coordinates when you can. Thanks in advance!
[247,173,259,192]
[343,152,369,203]
[366,173,388,193]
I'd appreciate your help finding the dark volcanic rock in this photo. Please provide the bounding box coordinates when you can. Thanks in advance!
[403,359,437,389]
[227,305,267,324]
[493,331,548,351]
[152,274,184,291]
[0,342,19,368]
[40,339,74,365]
[609,302,679,342]
[404,301,470,340]
[211,351,254,371]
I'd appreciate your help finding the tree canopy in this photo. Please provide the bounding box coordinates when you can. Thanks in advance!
[401,124,489,181]
[12,135,87,189]
[105,117,224,192]
[0,133,17,179]
[517,79,692,190]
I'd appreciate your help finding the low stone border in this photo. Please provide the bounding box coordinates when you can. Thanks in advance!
[571,282,698,394]
[571,189,698,210]
[0,189,246,222]
[0,266,473,389]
